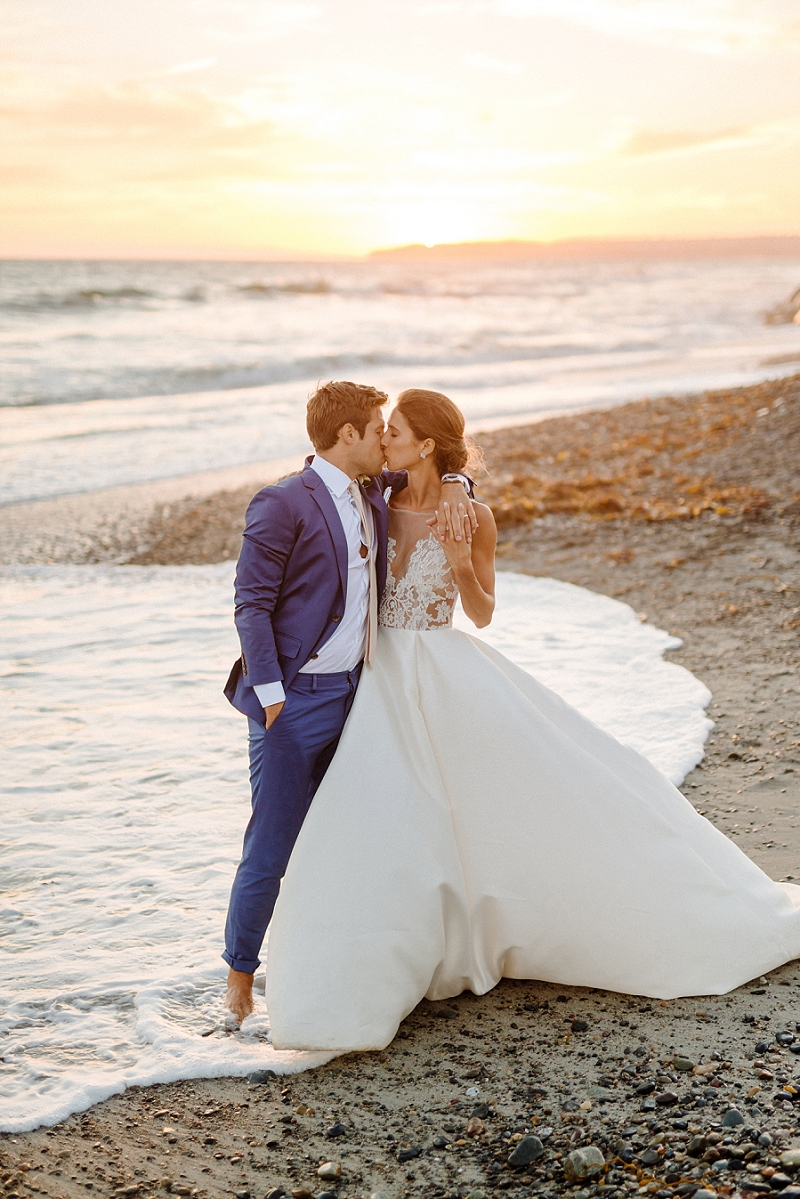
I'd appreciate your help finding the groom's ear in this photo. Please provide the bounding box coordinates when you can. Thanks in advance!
[337,422,359,446]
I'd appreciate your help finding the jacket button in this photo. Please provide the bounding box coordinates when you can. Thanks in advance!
[331,614,341,622]
[309,653,319,660]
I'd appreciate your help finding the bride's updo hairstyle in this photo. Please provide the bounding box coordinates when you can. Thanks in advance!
[395,388,483,477]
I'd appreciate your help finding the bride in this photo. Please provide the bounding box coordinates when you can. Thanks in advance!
[264,388,800,1052]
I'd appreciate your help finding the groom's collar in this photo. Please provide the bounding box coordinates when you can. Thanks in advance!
[306,453,354,499]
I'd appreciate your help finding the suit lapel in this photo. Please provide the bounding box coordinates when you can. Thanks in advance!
[302,465,349,599]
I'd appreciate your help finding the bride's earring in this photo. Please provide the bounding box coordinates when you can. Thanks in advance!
[420,452,426,459]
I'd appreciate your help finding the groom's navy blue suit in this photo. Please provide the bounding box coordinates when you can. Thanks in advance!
[222,459,409,973]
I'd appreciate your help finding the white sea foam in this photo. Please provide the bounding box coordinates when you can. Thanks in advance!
[1,565,711,1131]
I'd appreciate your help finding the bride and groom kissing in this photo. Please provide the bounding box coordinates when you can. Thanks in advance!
[222,379,800,1054]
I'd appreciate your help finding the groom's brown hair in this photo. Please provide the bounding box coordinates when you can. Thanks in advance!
[306,380,388,450]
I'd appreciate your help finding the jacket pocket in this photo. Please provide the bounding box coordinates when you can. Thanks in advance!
[275,630,302,659]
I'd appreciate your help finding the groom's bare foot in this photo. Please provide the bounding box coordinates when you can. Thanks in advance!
[224,967,254,1022]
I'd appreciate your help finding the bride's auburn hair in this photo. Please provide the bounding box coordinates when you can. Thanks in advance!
[395,388,483,476]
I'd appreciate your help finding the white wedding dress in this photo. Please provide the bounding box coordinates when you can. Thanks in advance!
[265,508,800,1051]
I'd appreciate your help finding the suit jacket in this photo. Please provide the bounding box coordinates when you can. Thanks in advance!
[224,459,409,723]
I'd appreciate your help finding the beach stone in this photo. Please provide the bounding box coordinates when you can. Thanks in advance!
[369,1193,391,1199]
[693,1192,717,1199]
[508,1136,544,1167]
[722,1108,745,1127]
[636,1082,656,1095]
[780,1148,800,1169]
[248,1069,277,1085]
[640,1149,661,1166]
[687,1136,707,1156]
[325,1123,346,1139]
[571,1020,589,1032]
[265,1190,285,1199]
[396,1147,422,1163]
[290,1190,312,1199]
[466,1117,485,1136]
[235,1192,250,1199]
[641,1098,656,1111]
[316,1193,337,1199]
[316,1163,341,1180]
[436,1006,458,1018]
[562,1146,605,1183]
[756,1041,771,1054]
[471,1104,491,1119]
[433,1135,449,1148]
[465,1192,486,1199]
[588,1086,613,1100]
[674,1058,695,1072]
[656,1092,679,1106]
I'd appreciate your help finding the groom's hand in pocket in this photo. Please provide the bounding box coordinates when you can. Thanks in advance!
[264,701,285,729]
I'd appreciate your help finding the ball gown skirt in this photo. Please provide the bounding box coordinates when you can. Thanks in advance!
[265,622,800,1052]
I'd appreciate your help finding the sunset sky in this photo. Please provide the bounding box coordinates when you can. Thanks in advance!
[2,0,799,258]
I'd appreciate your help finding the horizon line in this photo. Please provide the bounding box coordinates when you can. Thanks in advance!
[4,232,800,264]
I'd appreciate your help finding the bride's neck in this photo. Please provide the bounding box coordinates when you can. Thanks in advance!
[401,462,441,511]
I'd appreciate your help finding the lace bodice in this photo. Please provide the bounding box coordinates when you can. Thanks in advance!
[379,508,458,631]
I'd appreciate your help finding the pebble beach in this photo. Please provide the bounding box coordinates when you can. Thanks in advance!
[2,373,800,1199]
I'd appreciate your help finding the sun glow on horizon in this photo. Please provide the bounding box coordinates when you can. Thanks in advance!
[1,0,799,258]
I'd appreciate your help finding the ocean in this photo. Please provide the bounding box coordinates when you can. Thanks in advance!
[2,256,800,506]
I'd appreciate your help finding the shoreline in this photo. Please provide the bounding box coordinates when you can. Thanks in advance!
[2,375,800,1198]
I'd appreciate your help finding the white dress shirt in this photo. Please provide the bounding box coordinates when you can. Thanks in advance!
[253,455,373,709]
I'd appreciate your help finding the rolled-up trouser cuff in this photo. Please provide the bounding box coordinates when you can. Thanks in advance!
[221,949,260,974]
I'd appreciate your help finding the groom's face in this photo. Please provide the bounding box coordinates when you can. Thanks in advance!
[350,406,388,476]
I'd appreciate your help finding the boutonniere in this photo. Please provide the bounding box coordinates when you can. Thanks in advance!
[357,475,371,487]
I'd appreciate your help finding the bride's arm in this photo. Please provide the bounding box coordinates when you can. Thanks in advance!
[441,502,497,628]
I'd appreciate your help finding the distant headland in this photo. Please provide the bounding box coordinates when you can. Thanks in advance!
[370,236,800,262]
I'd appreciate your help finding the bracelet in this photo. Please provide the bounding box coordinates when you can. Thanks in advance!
[440,473,469,489]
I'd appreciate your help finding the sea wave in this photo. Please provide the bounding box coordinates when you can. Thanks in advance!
[0,279,339,313]
[0,340,664,408]
[4,286,156,312]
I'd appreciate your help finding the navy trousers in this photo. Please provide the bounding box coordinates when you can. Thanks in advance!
[222,665,361,974]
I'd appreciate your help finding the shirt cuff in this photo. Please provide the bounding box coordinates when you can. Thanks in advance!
[253,681,286,707]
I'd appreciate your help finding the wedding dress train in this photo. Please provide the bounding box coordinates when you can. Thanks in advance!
[265,508,800,1051]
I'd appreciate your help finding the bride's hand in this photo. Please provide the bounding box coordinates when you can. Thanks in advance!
[440,514,474,574]
[428,493,479,544]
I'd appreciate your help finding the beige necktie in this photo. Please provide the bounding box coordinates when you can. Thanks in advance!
[348,480,378,667]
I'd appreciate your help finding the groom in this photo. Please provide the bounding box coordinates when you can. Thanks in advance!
[222,380,475,1020]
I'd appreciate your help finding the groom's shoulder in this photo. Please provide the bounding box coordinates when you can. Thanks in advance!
[245,469,313,524]
[250,468,311,503]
